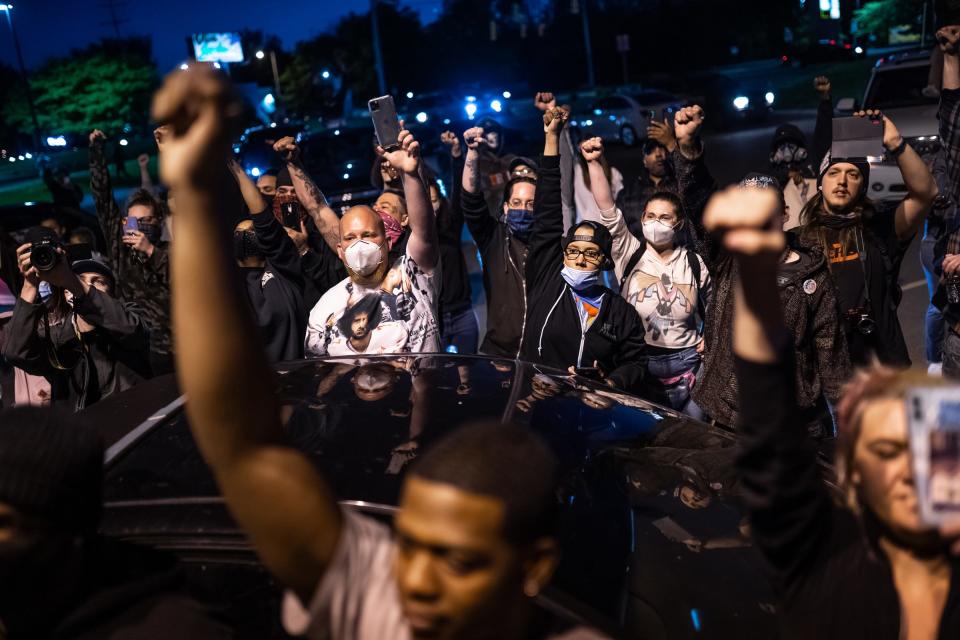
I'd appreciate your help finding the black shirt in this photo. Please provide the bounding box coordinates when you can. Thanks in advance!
[805,203,911,366]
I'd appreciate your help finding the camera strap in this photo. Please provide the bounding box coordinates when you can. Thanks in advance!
[820,226,873,310]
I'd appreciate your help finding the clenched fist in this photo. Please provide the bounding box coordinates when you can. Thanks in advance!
[674,105,704,142]
[814,76,831,98]
[462,127,486,151]
[273,136,300,163]
[89,129,106,148]
[703,186,784,259]
[150,63,243,190]
[534,92,557,112]
[440,130,462,158]
[543,107,568,136]
[579,137,604,163]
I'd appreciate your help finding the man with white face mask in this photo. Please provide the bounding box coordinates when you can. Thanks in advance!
[580,110,712,412]
[305,128,440,357]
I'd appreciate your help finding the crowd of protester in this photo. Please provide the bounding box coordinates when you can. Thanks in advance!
[3,6,960,638]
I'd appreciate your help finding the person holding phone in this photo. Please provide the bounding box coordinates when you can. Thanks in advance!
[519,106,647,391]
[797,111,938,367]
[705,184,960,639]
[305,119,441,357]
[88,129,173,376]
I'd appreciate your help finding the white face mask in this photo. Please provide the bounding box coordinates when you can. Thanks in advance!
[343,239,383,277]
[641,220,677,246]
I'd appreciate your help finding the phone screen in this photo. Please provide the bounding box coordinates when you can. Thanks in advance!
[831,116,884,158]
[280,201,303,230]
[368,95,402,151]
[908,387,960,525]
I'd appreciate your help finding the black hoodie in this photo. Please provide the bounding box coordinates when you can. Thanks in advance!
[520,155,647,390]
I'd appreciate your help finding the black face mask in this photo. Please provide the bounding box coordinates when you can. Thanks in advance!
[233,230,263,261]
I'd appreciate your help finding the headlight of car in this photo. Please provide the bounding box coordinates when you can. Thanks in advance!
[907,135,942,158]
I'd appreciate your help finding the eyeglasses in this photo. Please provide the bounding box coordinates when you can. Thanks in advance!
[564,247,603,263]
[642,213,677,224]
[508,199,535,211]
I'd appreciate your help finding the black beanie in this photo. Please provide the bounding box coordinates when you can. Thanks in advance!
[817,154,871,194]
[0,407,104,534]
[937,0,960,28]
[276,166,293,189]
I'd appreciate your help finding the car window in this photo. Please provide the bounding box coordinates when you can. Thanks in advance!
[865,64,934,109]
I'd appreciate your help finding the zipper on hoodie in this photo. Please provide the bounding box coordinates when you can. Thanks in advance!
[506,233,529,359]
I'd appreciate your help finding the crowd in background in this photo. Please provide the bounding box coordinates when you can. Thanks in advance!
[2,8,960,640]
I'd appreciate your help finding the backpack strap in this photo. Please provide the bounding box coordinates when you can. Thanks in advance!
[619,244,646,292]
[686,248,707,323]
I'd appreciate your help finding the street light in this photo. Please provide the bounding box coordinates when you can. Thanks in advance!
[255,50,265,60]
[255,49,283,109]
[0,4,41,151]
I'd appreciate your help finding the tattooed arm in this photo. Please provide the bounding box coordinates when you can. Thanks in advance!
[273,136,341,251]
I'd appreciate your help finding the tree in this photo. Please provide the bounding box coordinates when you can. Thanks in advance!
[854,0,925,42]
[4,38,157,137]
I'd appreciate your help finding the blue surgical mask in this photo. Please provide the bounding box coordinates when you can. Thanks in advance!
[505,208,534,242]
[561,265,599,291]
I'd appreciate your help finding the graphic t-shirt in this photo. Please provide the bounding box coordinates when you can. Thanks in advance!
[305,252,439,357]
[624,247,709,350]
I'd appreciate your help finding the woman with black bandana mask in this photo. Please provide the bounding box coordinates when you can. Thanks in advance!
[228,159,307,362]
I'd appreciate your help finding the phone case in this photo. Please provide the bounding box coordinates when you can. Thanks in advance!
[831,116,884,158]
[369,95,402,151]
[908,387,960,525]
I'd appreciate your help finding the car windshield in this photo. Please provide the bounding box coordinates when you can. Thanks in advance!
[865,64,934,109]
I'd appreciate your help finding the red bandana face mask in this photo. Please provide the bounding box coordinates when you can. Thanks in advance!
[377,209,404,248]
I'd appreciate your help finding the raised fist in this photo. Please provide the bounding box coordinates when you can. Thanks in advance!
[89,130,106,147]
[813,76,831,98]
[674,105,704,141]
[153,125,170,152]
[703,185,784,259]
[534,92,557,112]
[138,153,150,168]
[543,107,568,135]
[937,26,960,55]
[462,126,486,151]
[440,130,461,157]
[378,129,420,174]
[150,63,243,190]
[273,136,300,163]
[579,137,604,163]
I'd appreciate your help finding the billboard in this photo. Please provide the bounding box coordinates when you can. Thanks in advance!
[192,33,244,63]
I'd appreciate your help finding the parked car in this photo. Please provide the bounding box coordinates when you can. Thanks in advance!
[837,48,939,201]
[571,90,687,147]
[783,40,866,66]
[87,353,806,639]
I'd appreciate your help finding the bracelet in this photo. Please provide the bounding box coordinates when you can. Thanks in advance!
[888,138,908,158]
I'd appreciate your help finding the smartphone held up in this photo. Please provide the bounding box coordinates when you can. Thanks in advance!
[368,95,402,152]
[908,387,960,526]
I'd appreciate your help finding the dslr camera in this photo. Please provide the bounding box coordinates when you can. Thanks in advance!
[844,306,876,336]
[30,238,63,273]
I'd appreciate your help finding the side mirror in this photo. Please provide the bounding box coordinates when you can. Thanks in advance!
[836,97,857,113]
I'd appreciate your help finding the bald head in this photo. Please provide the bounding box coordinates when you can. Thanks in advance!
[340,205,386,240]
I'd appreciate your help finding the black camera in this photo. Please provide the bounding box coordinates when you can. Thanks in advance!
[30,239,61,272]
[947,275,960,306]
[844,306,876,336]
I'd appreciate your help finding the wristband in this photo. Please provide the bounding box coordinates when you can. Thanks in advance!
[888,138,908,158]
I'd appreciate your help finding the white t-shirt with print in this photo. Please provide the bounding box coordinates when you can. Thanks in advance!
[305,252,440,357]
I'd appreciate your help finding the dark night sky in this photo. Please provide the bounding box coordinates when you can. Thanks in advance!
[0,0,443,73]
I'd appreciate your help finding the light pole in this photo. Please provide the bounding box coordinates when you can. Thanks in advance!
[0,4,40,151]
[255,49,283,105]
[370,0,387,96]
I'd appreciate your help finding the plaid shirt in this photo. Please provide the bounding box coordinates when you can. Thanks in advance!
[940,89,960,258]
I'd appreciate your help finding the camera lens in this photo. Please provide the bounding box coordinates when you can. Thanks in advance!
[30,242,58,272]
[370,101,380,112]
[858,317,877,336]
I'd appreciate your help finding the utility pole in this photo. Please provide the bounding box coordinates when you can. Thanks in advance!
[0,5,40,151]
[99,0,128,37]
[580,0,596,88]
[370,0,387,96]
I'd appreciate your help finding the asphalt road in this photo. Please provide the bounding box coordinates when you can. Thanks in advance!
[465,108,933,369]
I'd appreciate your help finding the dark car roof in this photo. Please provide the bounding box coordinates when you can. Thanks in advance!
[92,354,784,638]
